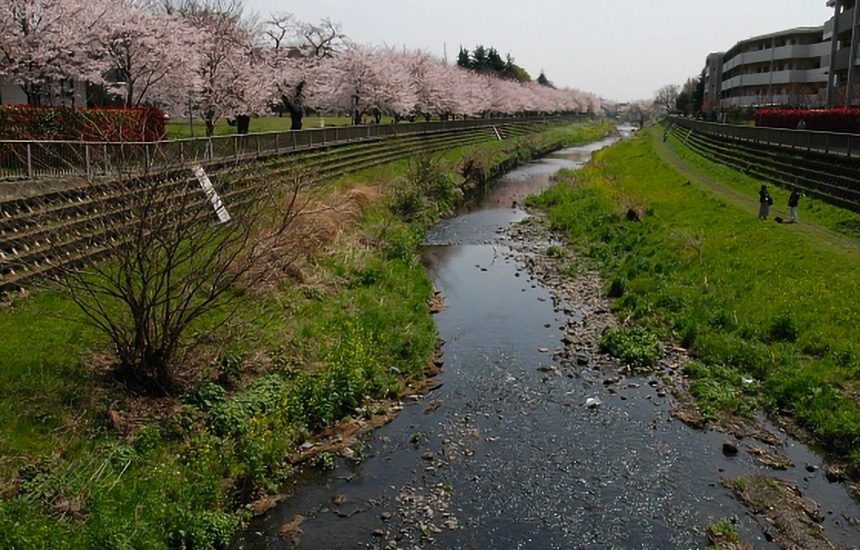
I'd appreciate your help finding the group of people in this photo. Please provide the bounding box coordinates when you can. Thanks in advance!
[758,185,801,223]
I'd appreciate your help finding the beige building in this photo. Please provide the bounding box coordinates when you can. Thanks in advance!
[708,27,829,110]
[703,2,860,110]
[825,0,860,106]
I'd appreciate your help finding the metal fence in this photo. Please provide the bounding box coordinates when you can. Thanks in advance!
[0,116,567,182]
[668,117,860,159]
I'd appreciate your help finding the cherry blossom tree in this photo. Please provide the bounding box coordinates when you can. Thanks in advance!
[314,45,416,125]
[264,13,349,130]
[0,0,108,106]
[100,0,201,108]
[405,51,457,121]
[183,6,267,136]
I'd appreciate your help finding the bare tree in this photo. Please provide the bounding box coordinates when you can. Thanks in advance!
[42,153,308,394]
[654,84,680,113]
[300,17,348,59]
[264,11,295,50]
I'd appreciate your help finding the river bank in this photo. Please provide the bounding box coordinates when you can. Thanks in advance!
[230,127,860,550]
[0,121,610,549]
[527,128,860,548]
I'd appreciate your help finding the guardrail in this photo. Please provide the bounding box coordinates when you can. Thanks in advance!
[0,116,570,182]
[667,117,860,159]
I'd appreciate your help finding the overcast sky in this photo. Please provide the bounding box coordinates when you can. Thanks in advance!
[242,0,833,103]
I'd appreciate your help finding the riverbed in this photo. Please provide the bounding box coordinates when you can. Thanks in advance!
[232,130,860,550]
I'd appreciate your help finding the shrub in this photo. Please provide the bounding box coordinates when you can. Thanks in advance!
[0,105,166,141]
[754,108,860,133]
[599,326,663,368]
[767,311,800,343]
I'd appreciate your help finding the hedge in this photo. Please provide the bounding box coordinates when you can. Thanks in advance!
[0,106,166,142]
[754,108,860,133]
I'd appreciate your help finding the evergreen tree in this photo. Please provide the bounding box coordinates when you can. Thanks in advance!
[472,45,489,72]
[487,47,506,74]
[457,46,471,69]
[537,71,554,88]
[692,70,706,114]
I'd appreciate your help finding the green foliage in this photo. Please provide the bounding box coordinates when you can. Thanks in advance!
[599,327,663,368]
[767,311,800,343]
[706,515,742,550]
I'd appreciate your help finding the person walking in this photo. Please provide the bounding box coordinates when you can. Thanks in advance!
[788,187,801,223]
[758,185,773,220]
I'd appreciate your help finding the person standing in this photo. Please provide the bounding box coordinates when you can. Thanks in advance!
[758,185,773,220]
[788,187,801,223]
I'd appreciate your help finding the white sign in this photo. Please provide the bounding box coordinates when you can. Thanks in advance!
[193,165,231,224]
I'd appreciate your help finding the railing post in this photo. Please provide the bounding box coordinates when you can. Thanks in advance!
[849,136,854,158]
[26,143,32,179]
[85,144,91,179]
[292,131,297,150]
[275,133,280,152]
[255,134,260,155]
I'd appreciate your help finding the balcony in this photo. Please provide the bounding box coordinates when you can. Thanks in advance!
[833,47,860,70]
[720,69,828,92]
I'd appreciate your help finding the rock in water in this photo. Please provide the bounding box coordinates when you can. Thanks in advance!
[722,442,739,456]
[584,397,602,409]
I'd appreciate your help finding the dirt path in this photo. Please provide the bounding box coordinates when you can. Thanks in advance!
[650,129,860,254]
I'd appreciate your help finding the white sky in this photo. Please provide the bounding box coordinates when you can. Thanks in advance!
[242,0,833,103]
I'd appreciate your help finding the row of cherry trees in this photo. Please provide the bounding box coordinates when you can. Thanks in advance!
[0,0,602,136]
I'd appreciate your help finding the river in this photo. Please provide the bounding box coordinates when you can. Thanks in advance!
[232,128,860,550]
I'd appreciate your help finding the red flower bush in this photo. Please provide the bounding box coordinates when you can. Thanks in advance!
[754,108,860,133]
[0,106,166,142]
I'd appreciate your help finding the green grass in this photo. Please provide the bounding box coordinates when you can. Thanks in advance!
[530,129,860,467]
[664,131,860,241]
[166,115,407,139]
[0,120,610,549]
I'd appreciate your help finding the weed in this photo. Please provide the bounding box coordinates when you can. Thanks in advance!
[599,327,663,368]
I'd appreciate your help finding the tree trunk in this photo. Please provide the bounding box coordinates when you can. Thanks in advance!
[236,114,250,134]
[205,111,216,137]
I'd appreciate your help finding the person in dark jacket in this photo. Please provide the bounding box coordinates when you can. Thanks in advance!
[788,187,801,223]
[758,185,773,219]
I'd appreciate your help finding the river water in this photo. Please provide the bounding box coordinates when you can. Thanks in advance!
[232,130,860,550]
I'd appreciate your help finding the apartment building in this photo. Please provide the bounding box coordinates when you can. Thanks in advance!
[702,1,860,110]
[825,0,860,106]
[709,27,829,109]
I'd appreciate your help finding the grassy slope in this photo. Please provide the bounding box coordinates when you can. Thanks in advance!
[531,129,860,467]
[0,121,609,549]
[662,131,860,241]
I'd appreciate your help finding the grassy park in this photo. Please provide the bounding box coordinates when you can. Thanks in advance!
[530,128,860,466]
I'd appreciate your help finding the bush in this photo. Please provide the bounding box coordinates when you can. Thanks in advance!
[754,108,860,133]
[599,326,663,368]
[0,105,166,142]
